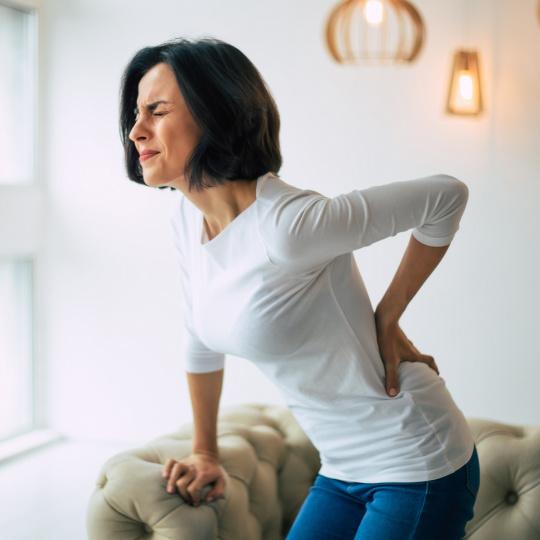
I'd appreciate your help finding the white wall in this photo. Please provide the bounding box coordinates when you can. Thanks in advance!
[37,0,540,445]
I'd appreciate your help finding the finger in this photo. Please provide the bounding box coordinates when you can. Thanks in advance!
[162,458,176,478]
[415,355,439,375]
[206,475,226,502]
[384,360,400,397]
[187,478,207,506]
[167,462,188,493]
[425,355,440,374]
[186,470,211,505]
[403,348,440,376]
[407,344,431,367]
[176,465,197,503]
[425,355,439,374]
[419,354,439,374]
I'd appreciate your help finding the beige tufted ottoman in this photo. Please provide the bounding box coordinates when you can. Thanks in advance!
[86,403,540,540]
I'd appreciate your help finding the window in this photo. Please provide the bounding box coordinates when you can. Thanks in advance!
[0,260,33,442]
[0,1,59,462]
[0,2,36,185]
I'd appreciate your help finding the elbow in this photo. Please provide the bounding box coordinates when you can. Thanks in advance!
[436,173,469,205]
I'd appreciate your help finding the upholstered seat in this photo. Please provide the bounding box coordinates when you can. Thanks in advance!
[86,403,540,540]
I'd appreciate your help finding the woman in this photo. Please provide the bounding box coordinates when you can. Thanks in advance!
[119,36,479,539]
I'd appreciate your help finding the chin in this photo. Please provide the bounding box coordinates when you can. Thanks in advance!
[144,176,166,188]
[143,170,180,189]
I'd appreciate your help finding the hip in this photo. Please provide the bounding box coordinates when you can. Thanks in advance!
[320,445,479,498]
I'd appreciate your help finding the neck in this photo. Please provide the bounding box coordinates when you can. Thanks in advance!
[187,178,257,236]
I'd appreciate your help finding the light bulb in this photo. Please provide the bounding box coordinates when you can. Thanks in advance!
[364,0,384,26]
[457,71,474,101]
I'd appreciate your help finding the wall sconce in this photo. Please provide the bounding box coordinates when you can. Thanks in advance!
[446,49,483,116]
[325,0,425,64]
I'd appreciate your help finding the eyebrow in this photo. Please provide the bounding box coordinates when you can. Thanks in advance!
[134,100,173,113]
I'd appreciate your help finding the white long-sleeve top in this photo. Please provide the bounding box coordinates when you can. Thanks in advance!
[170,171,474,482]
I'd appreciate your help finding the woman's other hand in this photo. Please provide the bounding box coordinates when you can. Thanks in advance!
[373,312,439,397]
[162,453,227,506]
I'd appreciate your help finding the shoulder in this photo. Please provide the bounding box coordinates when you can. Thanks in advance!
[256,173,334,272]
[257,173,328,227]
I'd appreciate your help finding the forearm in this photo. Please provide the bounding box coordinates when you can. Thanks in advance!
[186,369,224,459]
[375,233,450,325]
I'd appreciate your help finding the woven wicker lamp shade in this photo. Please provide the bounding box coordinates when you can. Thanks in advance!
[324,0,425,64]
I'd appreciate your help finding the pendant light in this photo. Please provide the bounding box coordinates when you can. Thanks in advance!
[324,0,425,64]
[446,50,483,116]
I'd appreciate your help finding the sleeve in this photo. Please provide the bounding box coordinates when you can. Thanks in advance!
[170,205,225,374]
[263,174,469,273]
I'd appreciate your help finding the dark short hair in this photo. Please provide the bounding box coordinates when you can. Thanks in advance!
[119,36,282,191]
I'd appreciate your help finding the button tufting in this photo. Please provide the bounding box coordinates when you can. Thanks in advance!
[97,475,107,489]
[505,491,518,505]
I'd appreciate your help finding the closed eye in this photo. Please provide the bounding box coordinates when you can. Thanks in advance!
[132,109,166,120]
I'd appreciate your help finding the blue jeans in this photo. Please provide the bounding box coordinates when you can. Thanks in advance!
[285,445,480,540]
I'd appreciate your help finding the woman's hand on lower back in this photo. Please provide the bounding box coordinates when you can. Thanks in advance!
[373,314,439,397]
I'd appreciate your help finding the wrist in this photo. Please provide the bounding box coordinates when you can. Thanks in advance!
[192,449,219,461]
[374,305,400,328]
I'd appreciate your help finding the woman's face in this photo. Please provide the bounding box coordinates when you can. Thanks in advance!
[128,62,201,189]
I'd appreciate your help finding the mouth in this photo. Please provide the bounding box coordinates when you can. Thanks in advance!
[140,152,160,162]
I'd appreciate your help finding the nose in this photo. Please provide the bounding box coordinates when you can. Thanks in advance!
[128,116,148,144]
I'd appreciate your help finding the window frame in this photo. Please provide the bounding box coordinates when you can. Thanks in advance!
[0,0,63,464]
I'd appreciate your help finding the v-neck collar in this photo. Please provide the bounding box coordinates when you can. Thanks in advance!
[198,172,270,249]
